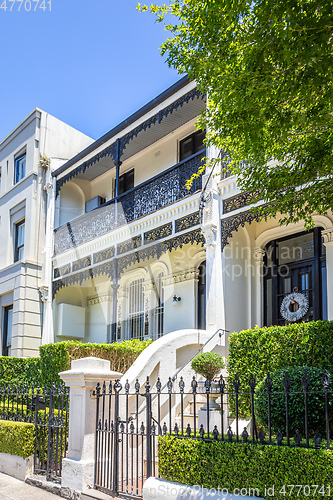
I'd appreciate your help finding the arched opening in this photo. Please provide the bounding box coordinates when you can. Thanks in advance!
[59,182,85,226]
[197,260,206,329]
[263,227,327,326]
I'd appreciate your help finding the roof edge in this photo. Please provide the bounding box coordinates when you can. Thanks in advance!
[52,75,191,178]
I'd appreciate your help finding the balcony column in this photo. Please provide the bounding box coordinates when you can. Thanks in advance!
[322,228,333,320]
[201,145,225,337]
[111,259,119,343]
[115,138,122,226]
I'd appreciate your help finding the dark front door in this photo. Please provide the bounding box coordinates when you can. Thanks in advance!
[264,228,327,326]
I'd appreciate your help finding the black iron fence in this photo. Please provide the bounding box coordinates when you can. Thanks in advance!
[94,369,332,498]
[0,383,69,481]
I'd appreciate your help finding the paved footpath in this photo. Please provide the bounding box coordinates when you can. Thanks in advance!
[0,473,61,500]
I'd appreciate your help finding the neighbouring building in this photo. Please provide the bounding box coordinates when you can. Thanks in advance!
[0,109,93,356]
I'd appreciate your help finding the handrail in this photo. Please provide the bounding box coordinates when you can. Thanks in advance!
[170,328,227,383]
[131,328,228,419]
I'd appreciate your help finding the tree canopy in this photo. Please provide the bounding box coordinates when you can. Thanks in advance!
[139,0,333,226]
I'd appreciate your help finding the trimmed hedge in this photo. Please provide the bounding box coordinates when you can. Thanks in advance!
[228,320,333,415]
[0,421,35,458]
[158,436,333,500]
[0,356,41,387]
[0,339,151,387]
[39,339,152,386]
[255,366,330,435]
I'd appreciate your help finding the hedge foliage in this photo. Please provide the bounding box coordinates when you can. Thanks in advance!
[255,366,330,435]
[0,421,35,458]
[191,352,225,380]
[39,339,152,386]
[0,339,151,387]
[228,320,333,415]
[0,356,41,387]
[159,436,333,500]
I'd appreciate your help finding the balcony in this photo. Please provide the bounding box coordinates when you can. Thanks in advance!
[54,150,205,255]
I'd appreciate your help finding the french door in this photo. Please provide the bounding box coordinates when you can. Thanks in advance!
[264,228,327,326]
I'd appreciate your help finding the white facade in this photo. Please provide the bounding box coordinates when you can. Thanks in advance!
[50,77,333,355]
[0,109,93,356]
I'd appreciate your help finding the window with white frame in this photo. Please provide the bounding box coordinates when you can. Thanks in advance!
[154,272,164,339]
[14,219,25,262]
[128,278,144,340]
[14,153,26,184]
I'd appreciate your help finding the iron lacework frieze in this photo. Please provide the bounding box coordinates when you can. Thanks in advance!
[53,228,205,298]
[56,88,205,197]
[223,191,260,214]
[54,153,204,255]
[221,205,267,250]
[52,261,114,300]
[117,228,205,277]
[144,223,172,244]
[175,211,200,232]
[72,256,92,272]
[53,264,71,279]
[93,246,115,264]
[117,236,142,256]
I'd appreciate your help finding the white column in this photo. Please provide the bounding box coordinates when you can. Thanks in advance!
[322,229,333,320]
[143,281,155,339]
[59,357,122,493]
[254,247,265,327]
[201,145,225,337]
[39,176,55,345]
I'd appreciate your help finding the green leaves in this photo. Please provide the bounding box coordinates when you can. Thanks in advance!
[0,421,35,458]
[191,351,225,379]
[142,0,333,226]
[158,436,333,498]
[228,320,333,416]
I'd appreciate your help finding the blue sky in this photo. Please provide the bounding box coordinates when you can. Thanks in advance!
[0,0,179,141]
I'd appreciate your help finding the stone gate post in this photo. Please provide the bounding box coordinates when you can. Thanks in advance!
[59,357,122,493]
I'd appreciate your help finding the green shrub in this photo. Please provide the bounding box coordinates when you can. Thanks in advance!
[191,352,225,380]
[255,366,330,435]
[0,421,35,458]
[158,436,333,500]
[227,320,333,415]
[0,356,41,387]
[39,339,152,386]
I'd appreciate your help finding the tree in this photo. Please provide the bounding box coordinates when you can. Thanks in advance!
[138,0,333,226]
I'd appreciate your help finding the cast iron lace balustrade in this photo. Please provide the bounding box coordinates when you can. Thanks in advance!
[54,151,204,255]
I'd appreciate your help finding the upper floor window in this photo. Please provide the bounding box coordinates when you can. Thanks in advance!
[179,130,205,162]
[14,219,25,262]
[118,169,134,196]
[14,153,26,184]
[0,168,2,193]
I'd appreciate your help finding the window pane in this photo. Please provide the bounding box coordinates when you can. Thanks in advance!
[6,309,13,348]
[194,130,205,153]
[180,137,193,161]
[278,233,314,265]
[15,155,26,184]
[17,223,25,247]
[322,264,328,320]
